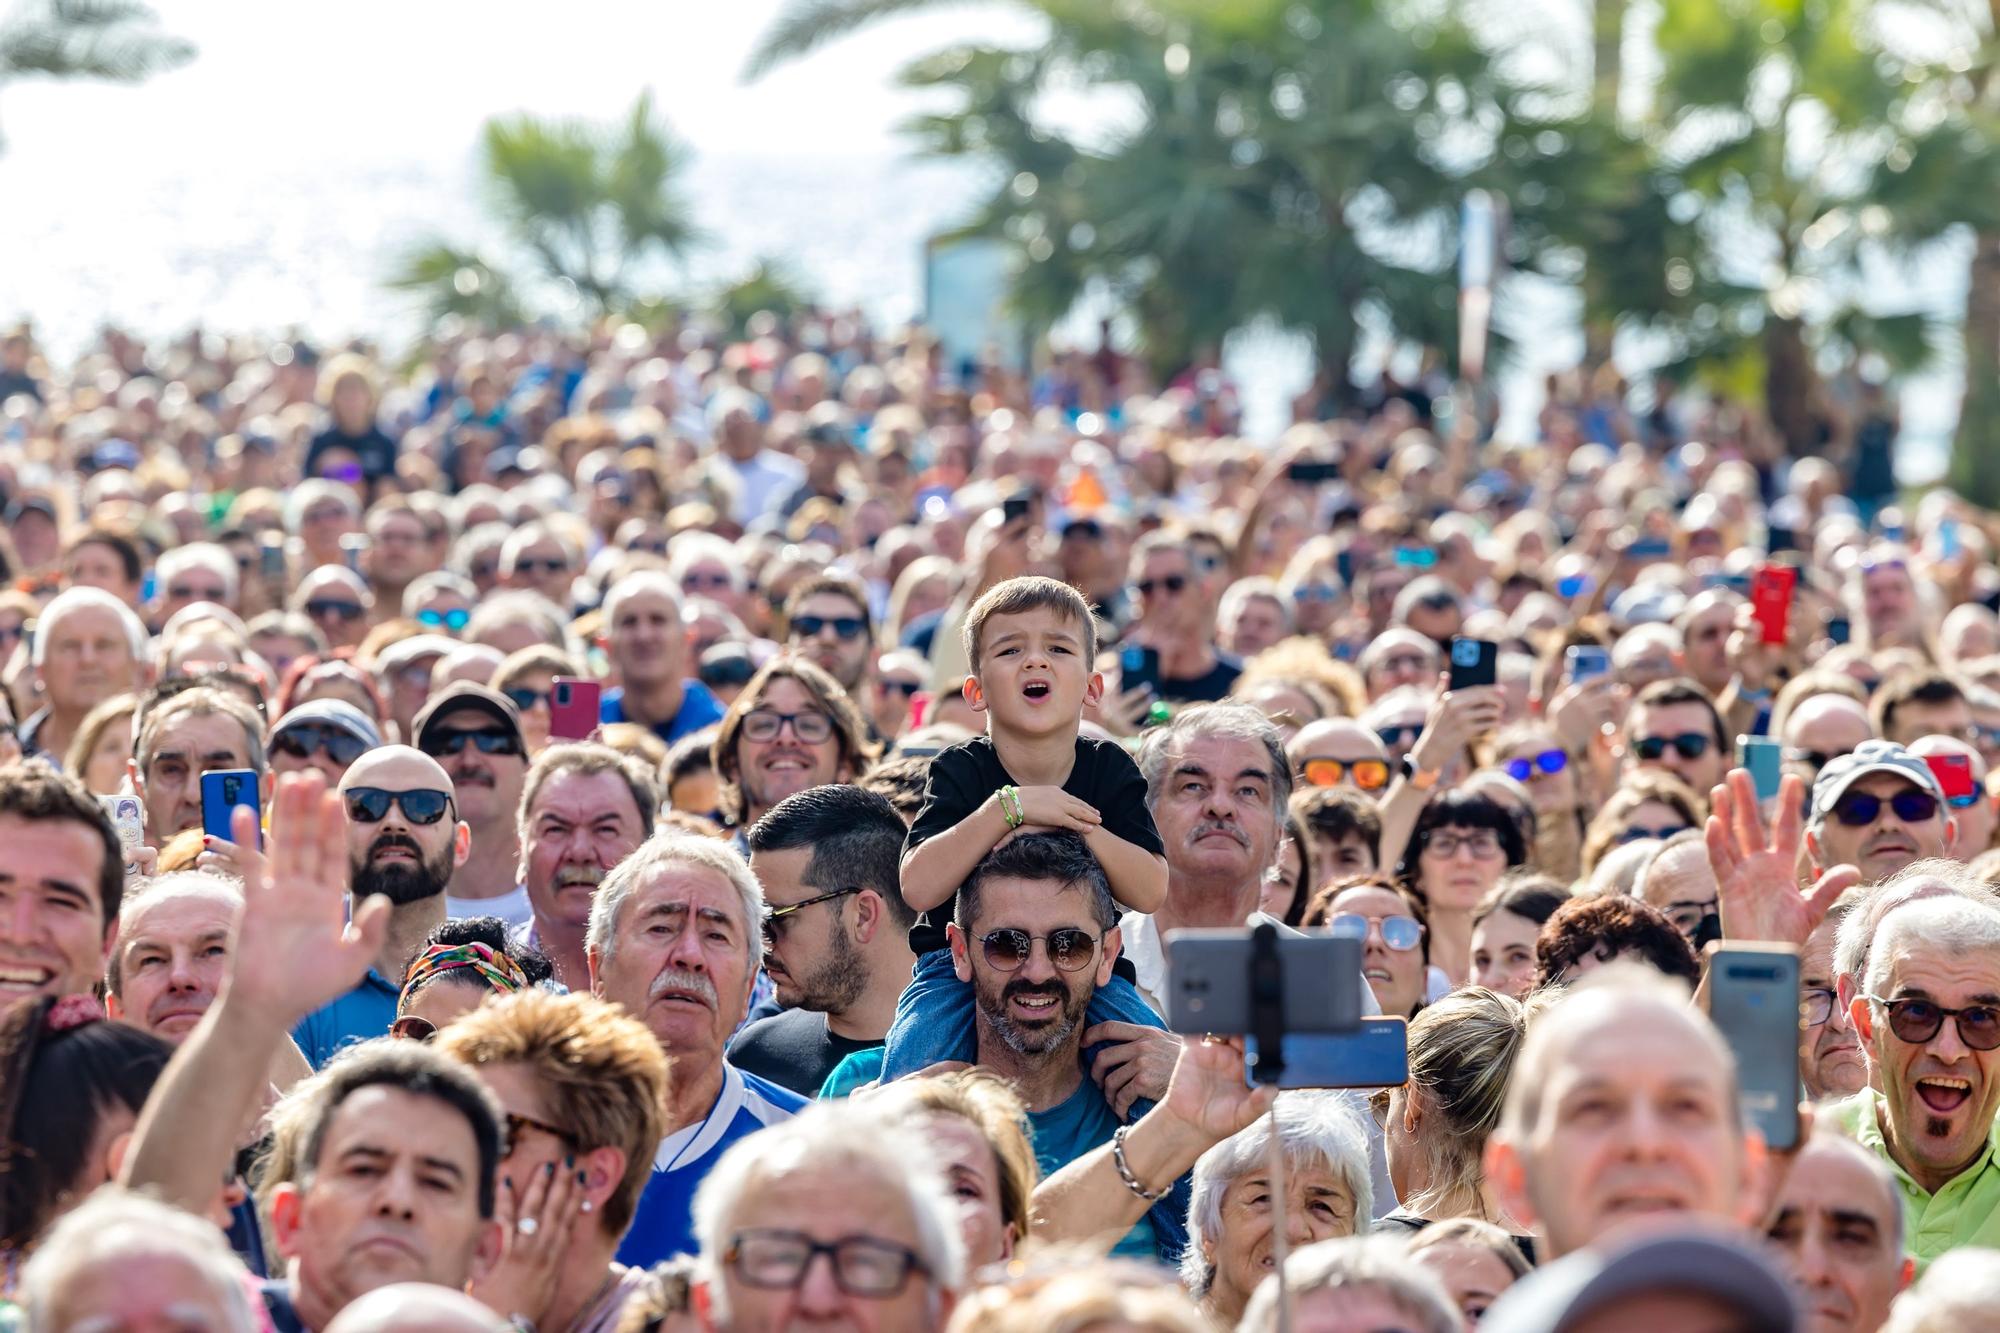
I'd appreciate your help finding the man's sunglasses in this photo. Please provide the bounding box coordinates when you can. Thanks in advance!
[502,687,553,711]
[344,786,454,825]
[273,723,369,767]
[305,599,366,622]
[793,614,867,641]
[513,557,569,575]
[423,729,522,759]
[1300,757,1390,791]
[1831,790,1939,826]
[1615,823,1691,845]
[1132,574,1188,598]
[978,927,1100,973]
[1376,725,1423,749]
[1328,913,1423,951]
[418,607,472,632]
[1786,746,1846,770]
[1865,994,2000,1051]
[1503,749,1568,783]
[1632,733,1712,762]
[879,679,923,698]
[762,886,863,946]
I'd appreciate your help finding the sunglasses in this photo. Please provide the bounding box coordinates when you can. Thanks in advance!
[793,614,867,641]
[880,679,923,698]
[1865,994,2000,1051]
[1376,725,1423,749]
[762,886,864,946]
[1300,757,1390,791]
[390,1015,436,1042]
[978,927,1101,973]
[1503,749,1568,783]
[502,1110,577,1158]
[513,556,569,575]
[418,607,472,632]
[1632,732,1712,762]
[273,723,369,767]
[1293,583,1339,603]
[168,585,227,602]
[423,729,523,759]
[1786,746,1844,770]
[1132,574,1188,598]
[344,786,454,825]
[305,599,366,622]
[1831,789,1939,826]
[1329,912,1423,951]
[1615,823,1691,844]
[742,708,833,744]
[502,686,553,711]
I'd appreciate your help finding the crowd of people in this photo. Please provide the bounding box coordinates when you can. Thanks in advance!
[0,310,1998,1333]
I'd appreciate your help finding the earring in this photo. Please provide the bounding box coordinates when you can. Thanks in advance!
[580,1200,594,1214]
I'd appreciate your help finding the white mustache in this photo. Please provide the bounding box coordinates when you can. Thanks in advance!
[649,968,717,1005]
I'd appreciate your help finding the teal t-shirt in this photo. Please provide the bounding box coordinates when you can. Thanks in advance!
[1027,1079,1158,1260]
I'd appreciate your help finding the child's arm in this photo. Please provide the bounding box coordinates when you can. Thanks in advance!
[901,785,1107,914]
[1083,823,1168,914]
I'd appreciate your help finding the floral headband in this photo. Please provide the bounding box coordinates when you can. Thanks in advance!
[399,941,530,1008]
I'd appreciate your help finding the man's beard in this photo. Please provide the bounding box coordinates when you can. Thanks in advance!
[351,834,454,906]
[973,968,1091,1057]
[788,928,869,1015]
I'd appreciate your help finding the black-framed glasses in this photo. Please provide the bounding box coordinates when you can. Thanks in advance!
[274,723,369,767]
[725,1229,927,1298]
[1504,749,1568,783]
[743,708,833,744]
[879,679,923,698]
[345,786,454,825]
[167,584,227,602]
[305,599,366,622]
[1831,790,1939,827]
[979,927,1100,973]
[1805,987,1839,1027]
[1865,994,2000,1050]
[1662,899,1716,935]
[502,1110,577,1158]
[763,886,864,945]
[422,728,523,759]
[418,607,472,632]
[1633,732,1712,761]
[1131,574,1188,598]
[1425,829,1504,859]
[513,556,569,575]
[793,614,867,641]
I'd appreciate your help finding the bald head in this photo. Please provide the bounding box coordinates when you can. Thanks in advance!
[321,1284,510,1333]
[1287,718,1389,772]
[1782,693,1873,756]
[342,744,454,796]
[1637,833,1719,937]
[339,746,468,905]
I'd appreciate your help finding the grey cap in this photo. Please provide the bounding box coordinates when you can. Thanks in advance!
[1610,584,1688,626]
[1481,1228,1798,1333]
[1811,738,1945,822]
[377,633,459,674]
[273,698,383,750]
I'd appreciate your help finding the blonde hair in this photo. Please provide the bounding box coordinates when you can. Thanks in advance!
[317,352,381,409]
[945,1260,1209,1333]
[867,1070,1039,1241]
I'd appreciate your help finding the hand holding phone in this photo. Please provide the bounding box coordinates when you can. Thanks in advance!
[1448,637,1498,692]
[549,677,603,741]
[1566,644,1611,684]
[1119,644,1161,699]
[200,770,262,849]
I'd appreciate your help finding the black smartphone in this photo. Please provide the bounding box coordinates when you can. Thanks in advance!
[1002,492,1034,525]
[1163,929,1364,1037]
[1286,460,1340,485]
[1707,944,1802,1151]
[1119,643,1161,698]
[1447,637,1498,691]
[1826,616,1852,645]
[1334,549,1355,587]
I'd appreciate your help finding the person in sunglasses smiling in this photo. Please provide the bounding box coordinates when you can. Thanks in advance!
[1804,741,1958,888]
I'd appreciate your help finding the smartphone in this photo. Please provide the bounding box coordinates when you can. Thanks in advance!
[1448,637,1498,691]
[1001,491,1034,525]
[1826,616,1852,646]
[1628,537,1673,560]
[1556,573,1590,599]
[1767,525,1797,555]
[1751,565,1797,645]
[1286,460,1340,485]
[549,677,603,741]
[1393,545,1437,569]
[1925,753,1977,806]
[98,795,144,876]
[1738,736,1784,802]
[339,533,371,574]
[1119,644,1161,699]
[1162,929,1364,1037]
[1334,549,1355,588]
[1706,944,1802,1151]
[1566,644,1611,684]
[260,537,286,581]
[200,770,262,848]
[1244,1019,1409,1090]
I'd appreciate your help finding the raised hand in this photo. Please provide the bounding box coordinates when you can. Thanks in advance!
[1160,1034,1277,1146]
[1705,769,1859,947]
[1409,673,1504,773]
[1086,1022,1183,1119]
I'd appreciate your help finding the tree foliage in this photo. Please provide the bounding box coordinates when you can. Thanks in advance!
[0,0,193,148]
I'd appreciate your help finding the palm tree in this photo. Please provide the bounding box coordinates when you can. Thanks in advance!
[0,0,192,149]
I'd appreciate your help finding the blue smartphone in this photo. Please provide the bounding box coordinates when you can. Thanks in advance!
[200,769,262,847]
[1244,1018,1409,1090]
[1738,736,1784,802]
[1566,644,1611,684]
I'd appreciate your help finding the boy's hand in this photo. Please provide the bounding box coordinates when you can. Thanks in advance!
[1013,786,1102,833]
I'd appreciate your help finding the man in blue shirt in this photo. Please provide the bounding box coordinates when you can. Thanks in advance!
[597,571,725,746]
[586,829,804,1265]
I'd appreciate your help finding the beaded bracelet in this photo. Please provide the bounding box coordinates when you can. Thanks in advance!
[1111,1125,1170,1201]
[999,784,1025,829]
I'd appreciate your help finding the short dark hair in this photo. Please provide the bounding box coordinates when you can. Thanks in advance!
[1872,669,1967,739]
[961,576,1098,673]
[1627,677,1728,753]
[0,764,123,928]
[1533,896,1701,990]
[746,784,915,929]
[296,1040,504,1218]
[1397,791,1529,889]
[856,754,931,822]
[1471,876,1570,932]
[665,727,718,787]
[65,527,144,586]
[1290,786,1383,862]
[956,831,1116,934]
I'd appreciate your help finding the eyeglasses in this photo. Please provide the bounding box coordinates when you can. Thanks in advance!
[1632,733,1712,761]
[0,624,21,646]
[879,679,923,698]
[742,708,834,744]
[1975,724,2000,749]
[1424,830,1504,859]
[1376,725,1423,749]
[763,886,864,946]
[502,1110,577,1158]
[1805,987,1839,1027]
[273,723,369,767]
[1859,557,1907,577]
[1865,994,2000,1051]
[1662,899,1716,935]
[344,786,454,825]
[683,570,734,591]
[1503,749,1568,783]
[793,614,868,641]
[1293,583,1339,603]
[513,556,569,575]
[418,607,472,632]
[725,1229,926,1298]
[1329,912,1424,951]
[1300,757,1390,791]
[423,729,523,759]
[978,927,1101,973]
[390,1015,436,1042]
[1830,789,1939,827]
[1615,823,1691,844]
[502,686,553,712]
[470,561,499,582]
[305,599,366,622]
[167,585,227,602]
[1132,574,1188,598]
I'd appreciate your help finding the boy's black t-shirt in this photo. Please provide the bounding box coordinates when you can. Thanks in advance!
[904,734,1165,955]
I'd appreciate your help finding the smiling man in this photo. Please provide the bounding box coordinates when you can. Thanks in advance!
[714,657,875,843]
[1826,893,2000,1265]
[1806,742,1957,887]
[0,763,124,1003]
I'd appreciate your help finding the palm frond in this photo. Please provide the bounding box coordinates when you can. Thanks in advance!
[742,0,981,81]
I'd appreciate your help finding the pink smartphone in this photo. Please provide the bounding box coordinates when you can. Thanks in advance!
[549,677,602,741]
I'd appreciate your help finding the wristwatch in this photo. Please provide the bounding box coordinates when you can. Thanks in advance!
[1400,755,1442,790]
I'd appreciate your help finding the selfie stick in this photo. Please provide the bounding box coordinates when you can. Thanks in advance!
[1248,923,1293,1333]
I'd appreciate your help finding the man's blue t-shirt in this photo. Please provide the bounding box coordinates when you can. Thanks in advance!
[615,1063,807,1267]
[599,679,726,746]
[292,969,399,1068]
[1028,1079,1158,1261]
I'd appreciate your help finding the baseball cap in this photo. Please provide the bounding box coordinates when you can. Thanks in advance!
[377,634,458,676]
[272,698,382,751]
[1811,738,1944,822]
[1480,1227,1798,1333]
[1610,584,1687,626]
[412,682,523,753]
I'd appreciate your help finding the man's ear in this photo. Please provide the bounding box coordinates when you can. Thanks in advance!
[1945,815,1960,856]
[470,1218,505,1284]
[851,890,884,946]
[1482,1135,1536,1232]
[128,758,146,804]
[1803,827,1825,873]
[585,946,604,996]
[1849,993,1875,1046]
[270,1182,305,1260]
[693,1281,721,1333]
[453,820,472,870]
[962,674,985,714]
[947,922,973,983]
[1097,925,1122,987]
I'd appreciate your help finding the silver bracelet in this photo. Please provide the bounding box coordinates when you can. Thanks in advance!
[1111,1125,1170,1202]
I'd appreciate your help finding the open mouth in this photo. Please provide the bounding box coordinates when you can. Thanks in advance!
[1916,1076,1972,1113]
[0,964,53,993]
[1008,991,1062,1021]
[1363,967,1392,984]
[655,990,712,1009]
[761,754,813,774]
[1603,1192,1689,1216]
[1865,837,1915,859]
[1022,680,1052,701]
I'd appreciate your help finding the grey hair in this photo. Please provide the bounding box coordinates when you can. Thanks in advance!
[466,589,572,653]
[499,521,576,574]
[1863,893,2000,1001]
[602,569,685,627]
[21,1188,256,1333]
[402,571,478,617]
[1879,1247,2000,1333]
[1238,1237,1459,1333]
[1220,577,1295,637]
[283,478,362,534]
[586,831,766,968]
[1180,1094,1373,1296]
[135,686,269,778]
[1834,859,2000,987]
[31,585,148,668]
[667,532,746,592]
[692,1102,966,1323]
[156,542,241,607]
[109,869,244,995]
[1138,701,1292,818]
